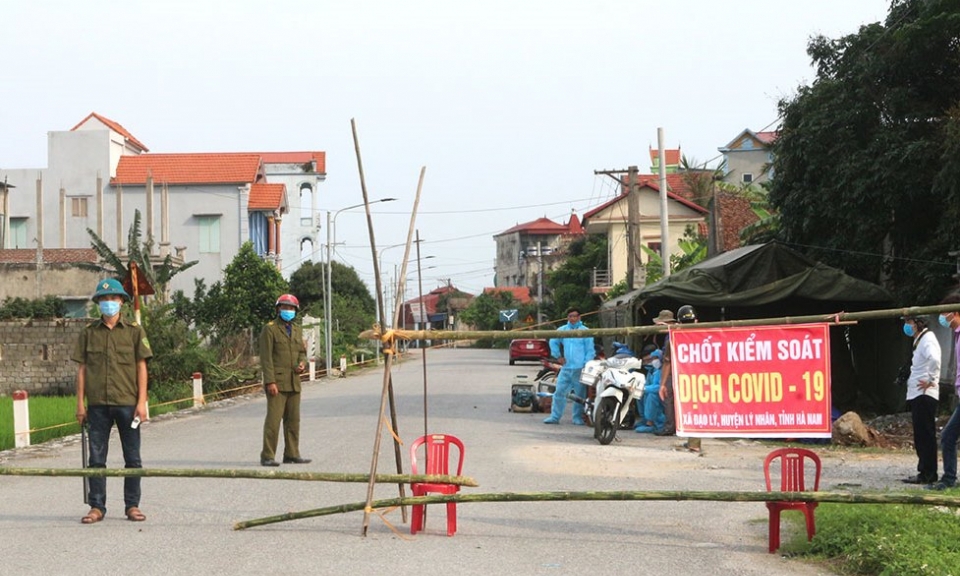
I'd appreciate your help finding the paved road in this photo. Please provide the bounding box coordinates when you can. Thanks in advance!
[0,348,913,576]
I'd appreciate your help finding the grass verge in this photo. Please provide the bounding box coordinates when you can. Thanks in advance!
[1,383,203,451]
[782,497,960,575]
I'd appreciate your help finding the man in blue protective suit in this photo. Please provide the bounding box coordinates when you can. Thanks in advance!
[636,347,665,433]
[544,307,595,425]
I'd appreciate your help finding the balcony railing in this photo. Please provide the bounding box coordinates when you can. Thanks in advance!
[591,268,612,293]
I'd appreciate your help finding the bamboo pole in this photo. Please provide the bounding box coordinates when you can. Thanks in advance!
[0,467,478,486]
[351,117,407,533]
[360,303,960,343]
[361,166,427,536]
[234,489,960,530]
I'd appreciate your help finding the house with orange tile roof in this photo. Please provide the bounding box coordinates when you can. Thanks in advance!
[0,113,326,310]
[718,128,778,186]
[582,176,707,293]
[493,213,584,301]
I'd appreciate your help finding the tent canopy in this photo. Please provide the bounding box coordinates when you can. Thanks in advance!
[634,241,892,309]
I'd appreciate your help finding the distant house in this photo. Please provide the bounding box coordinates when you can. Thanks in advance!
[582,175,707,293]
[493,214,584,300]
[718,128,778,186]
[0,113,327,301]
[399,284,473,331]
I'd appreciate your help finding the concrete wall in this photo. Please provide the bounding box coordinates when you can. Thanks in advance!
[0,319,89,397]
[0,262,100,308]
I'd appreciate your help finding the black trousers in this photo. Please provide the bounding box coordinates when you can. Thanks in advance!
[909,394,939,481]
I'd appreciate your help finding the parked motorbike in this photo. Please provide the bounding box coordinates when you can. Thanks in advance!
[580,356,645,445]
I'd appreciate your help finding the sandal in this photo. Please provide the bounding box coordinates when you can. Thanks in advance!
[125,506,146,522]
[81,508,104,524]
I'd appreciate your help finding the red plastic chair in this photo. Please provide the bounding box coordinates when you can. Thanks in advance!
[764,447,822,553]
[409,433,465,536]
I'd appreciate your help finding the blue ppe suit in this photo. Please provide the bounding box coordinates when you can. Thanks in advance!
[545,321,595,424]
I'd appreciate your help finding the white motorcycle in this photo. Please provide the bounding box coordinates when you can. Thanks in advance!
[580,356,645,445]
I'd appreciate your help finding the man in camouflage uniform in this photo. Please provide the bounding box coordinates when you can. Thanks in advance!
[259,293,310,466]
[73,278,152,524]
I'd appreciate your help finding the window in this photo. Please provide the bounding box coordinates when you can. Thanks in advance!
[299,183,313,227]
[647,241,662,254]
[10,217,28,248]
[71,197,88,218]
[742,173,754,184]
[197,215,221,253]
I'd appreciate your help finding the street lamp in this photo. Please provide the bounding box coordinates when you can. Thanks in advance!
[325,197,396,378]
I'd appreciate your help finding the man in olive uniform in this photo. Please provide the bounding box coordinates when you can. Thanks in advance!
[260,293,310,467]
[73,278,152,524]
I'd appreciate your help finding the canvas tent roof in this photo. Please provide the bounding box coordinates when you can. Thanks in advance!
[633,242,892,311]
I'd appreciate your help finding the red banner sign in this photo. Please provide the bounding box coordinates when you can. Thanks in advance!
[670,324,832,438]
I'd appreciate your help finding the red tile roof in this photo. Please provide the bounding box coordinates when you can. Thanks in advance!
[0,248,98,264]
[497,215,585,237]
[483,286,532,304]
[258,152,327,174]
[582,175,708,221]
[112,153,263,185]
[399,285,471,325]
[649,147,681,166]
[755,131,779,144]
[248,183,286,211]
[71,112,149,152]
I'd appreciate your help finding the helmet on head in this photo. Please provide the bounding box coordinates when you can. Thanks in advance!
[275,294,300,309]
[677,304,697,324]
[92,278,130,302]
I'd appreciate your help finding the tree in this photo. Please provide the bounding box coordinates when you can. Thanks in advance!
[678,155,725,208]
[544,235,608,323]
[769,0,960,305]
[642,225,708,284]
[83,209,198,303]
[194,242,288,346]
[459,291,521,333]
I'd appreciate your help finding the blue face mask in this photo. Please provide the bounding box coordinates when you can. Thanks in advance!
[98,300,121,317]
[279,310,296,322]
[941,314,953,328]
[903,323,915,337]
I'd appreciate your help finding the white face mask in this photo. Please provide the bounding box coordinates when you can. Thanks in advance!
[649,359,662,370]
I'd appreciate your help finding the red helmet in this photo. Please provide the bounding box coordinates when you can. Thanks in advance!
[275,294,300,309]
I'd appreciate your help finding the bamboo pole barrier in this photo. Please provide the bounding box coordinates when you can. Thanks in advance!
[0,467,477,486]
[360,303,960,343]
[234,489,960,530]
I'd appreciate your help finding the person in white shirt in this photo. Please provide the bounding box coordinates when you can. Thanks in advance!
[901,314,941,485]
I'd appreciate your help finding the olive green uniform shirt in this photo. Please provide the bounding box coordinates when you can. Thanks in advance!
[71,318,153,406]
[259,320,306,392]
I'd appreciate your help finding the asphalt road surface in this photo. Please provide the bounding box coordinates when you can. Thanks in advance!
[0,348,915,576]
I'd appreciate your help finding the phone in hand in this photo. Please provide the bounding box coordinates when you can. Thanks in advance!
[131,416,141,429]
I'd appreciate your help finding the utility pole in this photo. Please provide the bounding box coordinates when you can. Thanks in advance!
[594,166,642,290]
[626,165,639,290]
[537,240,543,324]
[657,127,670,278]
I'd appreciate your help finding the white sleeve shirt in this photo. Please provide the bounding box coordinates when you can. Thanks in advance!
[906,330,941,401]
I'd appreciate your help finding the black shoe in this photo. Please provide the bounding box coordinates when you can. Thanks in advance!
[901,474,936,484]
[260,458,280,467]
[654,429,676,437]
[282,456,312,464]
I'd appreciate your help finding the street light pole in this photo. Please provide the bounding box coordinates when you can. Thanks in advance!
[325,198,396,378]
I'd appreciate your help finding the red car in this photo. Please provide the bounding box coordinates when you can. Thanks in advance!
[509,338,550,365]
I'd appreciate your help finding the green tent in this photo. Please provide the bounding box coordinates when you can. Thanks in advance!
[602,242,903,413]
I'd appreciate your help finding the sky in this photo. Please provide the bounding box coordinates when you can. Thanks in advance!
[1,0,892,298]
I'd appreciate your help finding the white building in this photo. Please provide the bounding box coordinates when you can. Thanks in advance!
[0,113,326,307]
